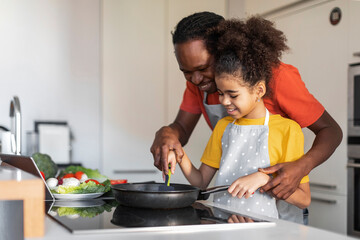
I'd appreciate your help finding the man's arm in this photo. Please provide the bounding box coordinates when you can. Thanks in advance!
[260,110,343,200]
[151,109,201,175]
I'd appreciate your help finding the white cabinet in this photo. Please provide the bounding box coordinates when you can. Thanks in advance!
[308,192,347,234]
[243,0,311,16]
[348,0,360,64]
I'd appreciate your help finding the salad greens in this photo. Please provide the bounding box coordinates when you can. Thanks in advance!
[52,166,111,194]
[52,179,111,194]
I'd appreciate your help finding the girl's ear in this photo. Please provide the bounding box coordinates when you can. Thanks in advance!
[256,81,266,99]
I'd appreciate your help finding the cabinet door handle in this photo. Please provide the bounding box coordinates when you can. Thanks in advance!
[309,182,337,190]
[353,52,360,57]
[311,197,337,204]
[347,163,360,168]
[113,170,158,174]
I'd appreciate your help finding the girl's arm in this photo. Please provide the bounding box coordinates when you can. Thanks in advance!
[228,172,271,199]
[283,182,311,209]
[229,172,311,209]
[168,150,217,189]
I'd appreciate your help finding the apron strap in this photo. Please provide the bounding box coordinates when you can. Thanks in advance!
[203,91,208,104]
[264,108,270,126]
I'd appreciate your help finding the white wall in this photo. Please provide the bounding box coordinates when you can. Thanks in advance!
[0,0,101,169]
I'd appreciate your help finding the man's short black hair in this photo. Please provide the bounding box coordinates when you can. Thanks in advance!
[172,11,224,45]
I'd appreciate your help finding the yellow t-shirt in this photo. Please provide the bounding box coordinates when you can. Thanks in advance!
[200,115,309,184]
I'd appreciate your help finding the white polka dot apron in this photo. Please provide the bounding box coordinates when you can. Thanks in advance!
[214,109,279,219]
[203,91,228,129]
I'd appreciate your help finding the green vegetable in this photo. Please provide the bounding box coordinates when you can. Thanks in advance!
[53,200,118,218]
[53,179,111,194]
[59,166,108,182]
[32,152,58,180]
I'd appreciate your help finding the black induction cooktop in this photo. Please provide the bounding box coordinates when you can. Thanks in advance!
[46,199,274,234]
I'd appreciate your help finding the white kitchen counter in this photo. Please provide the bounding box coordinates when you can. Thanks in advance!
[28,201,356,240]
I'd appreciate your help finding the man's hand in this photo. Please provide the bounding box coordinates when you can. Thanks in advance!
[259,161,305,200]
[150,126,184,175]
[151,110,201,175]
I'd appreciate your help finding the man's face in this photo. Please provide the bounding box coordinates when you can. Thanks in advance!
[174,40,217,93]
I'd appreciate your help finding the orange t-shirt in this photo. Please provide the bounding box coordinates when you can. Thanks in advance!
[179,62,325,129]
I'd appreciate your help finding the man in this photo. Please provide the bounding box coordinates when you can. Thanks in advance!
[150,11,342,200]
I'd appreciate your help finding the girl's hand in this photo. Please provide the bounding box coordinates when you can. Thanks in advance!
[167,150,178,175]
[228,172,270,199]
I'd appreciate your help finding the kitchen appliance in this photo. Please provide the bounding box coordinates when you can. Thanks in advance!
[348,63,360,139]
[348,63,360,237]
[112,182,229,209]
[34,121,71,164]
[0,130,12,154]
[46,199,274,234]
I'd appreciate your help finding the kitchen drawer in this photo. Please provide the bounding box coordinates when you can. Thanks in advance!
[308,191,347,234]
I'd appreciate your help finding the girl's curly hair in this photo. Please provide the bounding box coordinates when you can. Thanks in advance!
[206,16,288,95]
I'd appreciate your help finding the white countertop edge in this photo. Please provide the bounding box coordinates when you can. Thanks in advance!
[72,221,276,235]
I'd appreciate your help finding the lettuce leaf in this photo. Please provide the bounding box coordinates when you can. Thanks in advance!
[54,179,111,194]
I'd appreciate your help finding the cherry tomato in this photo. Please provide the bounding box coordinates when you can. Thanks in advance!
[63,173,75,179]
[75,171,84,180]
[110,179,127,185]
[40,171,45,180]
[85,179,104,186]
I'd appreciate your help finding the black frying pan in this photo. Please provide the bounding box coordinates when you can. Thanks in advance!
[111,182,229,209]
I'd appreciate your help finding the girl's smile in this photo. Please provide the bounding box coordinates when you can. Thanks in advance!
[215,73,266,120]
[225,107,238,115]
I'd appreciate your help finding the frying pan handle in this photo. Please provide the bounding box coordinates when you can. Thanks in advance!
[198,185,229,200]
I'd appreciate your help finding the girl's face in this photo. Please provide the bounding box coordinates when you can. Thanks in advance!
[215,73,265,119]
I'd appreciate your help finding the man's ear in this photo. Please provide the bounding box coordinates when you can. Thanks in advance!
[256,80,266,99]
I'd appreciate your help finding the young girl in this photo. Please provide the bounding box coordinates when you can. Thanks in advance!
[168,17,311,223]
